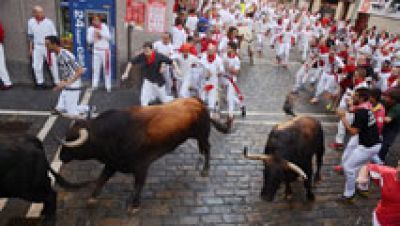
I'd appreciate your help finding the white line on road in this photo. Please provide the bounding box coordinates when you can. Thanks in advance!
[220,110,336,118]
[0,110,52,116]
[235,119,337,127]
[26,89,93,218]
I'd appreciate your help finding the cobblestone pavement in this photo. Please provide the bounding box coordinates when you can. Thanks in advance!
[1,46,399,226]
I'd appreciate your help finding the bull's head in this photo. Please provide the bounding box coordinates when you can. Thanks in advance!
[243,147,307,201]
[58,120,93,163]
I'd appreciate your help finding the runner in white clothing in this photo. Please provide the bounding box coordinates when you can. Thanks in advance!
[28,6,60,88]
[87,15,112,92]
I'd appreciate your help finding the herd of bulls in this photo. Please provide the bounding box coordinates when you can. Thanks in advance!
[0,98,325,226]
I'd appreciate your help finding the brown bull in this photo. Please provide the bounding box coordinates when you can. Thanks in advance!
[58,98,229,212]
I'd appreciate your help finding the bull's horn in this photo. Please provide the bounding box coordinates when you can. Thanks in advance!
[62,128,89,148]
[286,162,308,180]
[243,147,272,162]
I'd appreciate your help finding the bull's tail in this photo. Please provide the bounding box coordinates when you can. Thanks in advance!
[48,167,91,190]
[210,118,230,134]
[283,93,296,117]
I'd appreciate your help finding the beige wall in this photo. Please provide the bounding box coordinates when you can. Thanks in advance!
[116,0,174,85]
[0,0,174,84]
[0,0,57,83]
[368,15,400,34]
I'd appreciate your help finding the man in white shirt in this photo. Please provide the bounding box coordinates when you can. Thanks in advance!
[28,6,59,88]
[153,32,175,96]
[87,15,112,92]
[200,44,224,117]
[171,43,201,98]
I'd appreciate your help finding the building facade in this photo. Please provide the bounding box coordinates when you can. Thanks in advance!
[0,0,174,85]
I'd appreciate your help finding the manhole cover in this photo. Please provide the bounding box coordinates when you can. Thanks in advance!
[0,121,32,134]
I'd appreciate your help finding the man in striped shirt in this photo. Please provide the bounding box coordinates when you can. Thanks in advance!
[45,35,90,118]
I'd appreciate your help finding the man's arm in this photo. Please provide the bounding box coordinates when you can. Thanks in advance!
[101,24,111,41]
[337,109,359,135]
[27,20,34,56]
[87,27,94,44]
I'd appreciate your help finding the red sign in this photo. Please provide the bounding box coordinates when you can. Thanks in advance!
[126,0,145,29]
[146,0,166,33]
[359,0,371,13]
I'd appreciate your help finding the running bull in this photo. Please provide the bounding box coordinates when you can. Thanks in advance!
[58,98,229,212]
[244,116,325,201]
[0,135,87,226]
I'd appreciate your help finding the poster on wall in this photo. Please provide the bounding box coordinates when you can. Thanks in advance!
[125,0,145,30]
[359,0,371,13]
[146,0,166,33]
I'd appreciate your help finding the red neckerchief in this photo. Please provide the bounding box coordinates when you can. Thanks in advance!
[227,52,236,58]
[355,102,372,110]
[344,64,356,73]
[381,68,392,73]
[329,55,335,64]
[391,37,398,43]
[354,78,365,87]
[207,53,216,63]
[388,75,398,86]
[146,51,156,65]
[35,16,45,23]
[94,23,101,29]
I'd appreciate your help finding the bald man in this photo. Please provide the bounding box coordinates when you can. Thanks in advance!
[28,6,59,88]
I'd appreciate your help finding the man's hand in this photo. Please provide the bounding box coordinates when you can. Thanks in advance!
[121,73,129,81]
[336,109,346,119]
[54,80,68,91]
[95,30,101,40]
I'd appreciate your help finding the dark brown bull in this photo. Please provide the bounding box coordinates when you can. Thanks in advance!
[244,116,324,201]
[58,98,229,212]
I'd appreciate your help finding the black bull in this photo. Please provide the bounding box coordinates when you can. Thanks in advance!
[0,135,88,226]
[244,116,325,201]
[58,98,229,212]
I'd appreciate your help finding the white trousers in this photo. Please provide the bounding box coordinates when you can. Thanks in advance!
[276,43,291,64]
[140,79,173,106]
[301,42,309,62]
[201,78,218,111]
[92,49,111,91]
[223,76,243,117]
[32,46,59,85]
[342,142,381,197]
[179,71,195,98]
[372,211,381,226]
[256,33,264,51]
[162,65,174,96]
[314,72,337,98]
[0,44,12,86]
[56,89,89,116]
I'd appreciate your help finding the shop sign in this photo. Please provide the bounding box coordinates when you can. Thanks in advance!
[73,9,86,68]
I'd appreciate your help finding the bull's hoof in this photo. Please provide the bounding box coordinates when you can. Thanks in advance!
[306,193,315,201]
[127,206,140,215]
[314,175,322,184]
[284,193,293,200]
[87,198,98,207]
[200,170,209,177]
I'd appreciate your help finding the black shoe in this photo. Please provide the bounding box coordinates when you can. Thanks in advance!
[51,109,64,115]
[0,84,13,90]
[356,189,369,198]
[240,106,246,118]
[336,195,355,205]
[35,84,46,90]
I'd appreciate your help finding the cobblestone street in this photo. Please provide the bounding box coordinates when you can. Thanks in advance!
[0,46,397,226]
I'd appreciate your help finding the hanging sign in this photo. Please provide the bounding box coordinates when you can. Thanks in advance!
[146,0,166,33]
